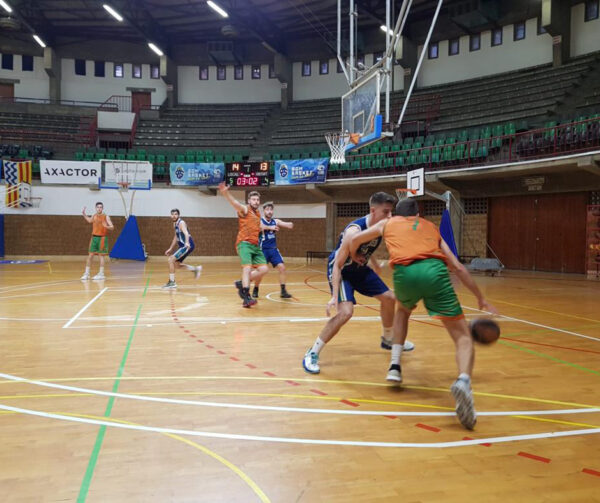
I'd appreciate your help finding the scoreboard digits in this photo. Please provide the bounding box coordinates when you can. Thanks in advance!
[226,162,270,187]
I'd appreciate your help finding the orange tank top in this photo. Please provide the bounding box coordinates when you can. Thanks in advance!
[92,214,108,237]
[236,206,261,246]
[383,216,447,266]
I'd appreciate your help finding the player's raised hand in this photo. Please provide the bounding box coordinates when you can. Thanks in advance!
[81,206,87,215]
[218,182,229,193]
[326,296,338,317]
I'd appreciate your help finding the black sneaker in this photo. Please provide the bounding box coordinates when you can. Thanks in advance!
[234,280,244,299]
[252,286,259,298]
[280,290,292,299]
[243,296,257,308]
[386,364,402,383]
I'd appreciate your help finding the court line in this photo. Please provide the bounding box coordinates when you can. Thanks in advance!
[63,287,108,329]
[1,402,599,448]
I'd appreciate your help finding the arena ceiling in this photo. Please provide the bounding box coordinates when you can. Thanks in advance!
[0,0,568,56]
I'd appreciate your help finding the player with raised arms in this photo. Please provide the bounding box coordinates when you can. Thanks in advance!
[81,202,114,281]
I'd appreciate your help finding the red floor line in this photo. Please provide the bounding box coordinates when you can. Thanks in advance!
[245,363,257,369]
[416,423,441,433]
[310,389,327,396]
[264,371,276,377]
[518,452,551,463]
[502,337,600,355]
[582,468,600,477]
[217,350,226,355]
[463,436,492,447]
[230,357,240,361]
[197,339,204,343]
[286,380,300,386]
[384,415,397,419]
[340,399,359,407]
[205,344,214,349]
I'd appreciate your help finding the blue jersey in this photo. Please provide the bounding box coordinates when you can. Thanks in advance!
[259,217,278,250]
[175,218,194,248]
[328,215,382,273]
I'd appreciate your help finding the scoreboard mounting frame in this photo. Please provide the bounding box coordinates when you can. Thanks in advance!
[225,162,270,187]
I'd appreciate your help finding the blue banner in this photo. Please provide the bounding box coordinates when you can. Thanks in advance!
[169,163,224,186]
[274,158,328,185]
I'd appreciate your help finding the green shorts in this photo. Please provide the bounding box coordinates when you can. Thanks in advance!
[89,235,109,255]
[393,258,463,319]
[237,241,267,267]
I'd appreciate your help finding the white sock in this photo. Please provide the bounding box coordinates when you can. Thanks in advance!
[85,267,90,274]
[310,337,326,355]
[391,344,403,365]
[382,326,393,341]
[182,263,195,271]
[458,373,471,383]
[99,267,104,274]
[169,273,175,282]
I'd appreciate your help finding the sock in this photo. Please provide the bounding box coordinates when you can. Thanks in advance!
[382,326,393,342]
[169,273,175,282]
[310,337,326,355]
[281,284,286,291]
[242,287,250,297]
[99,267,104,274]
[391,344,403,365]
[182,264,195,271]
[85,266,90,274]
[458,373,471,383]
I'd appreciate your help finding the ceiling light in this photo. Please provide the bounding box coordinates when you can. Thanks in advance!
[148,42,163,56]
[0,0,13,13]
[32,34,46,48]
[380,25,393,35]
[103,4,124,22]
[207,1,228,18]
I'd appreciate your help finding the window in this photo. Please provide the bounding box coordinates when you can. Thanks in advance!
[199,66,209,80]
[21,55,34,71]
[514,22,526,41]
[537,17,547,35]
[428,42,439,59]
[234,65,243,80]
[114,63,124,78]
[585,1,599,21]
[448,38,460,56]
[492,27,503,46]
[132,64,142,78]
[94,61,105,78]
[217,65,226,80]
[269,64,276,79]
[302,61,311,76]
[74,59,86,76]
[1,54,13,70]
[319,60,329,75]
[469,33,481,51]
[251,65,261,79]
[150,64,160,79]
[374,51,384,64]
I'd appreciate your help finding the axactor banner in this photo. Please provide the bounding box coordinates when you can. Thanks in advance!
[40,160,100,185]
[274,158,329,185]
[169,163,225,186]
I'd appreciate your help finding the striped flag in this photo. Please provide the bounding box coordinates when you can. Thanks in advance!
[3,160,32,208]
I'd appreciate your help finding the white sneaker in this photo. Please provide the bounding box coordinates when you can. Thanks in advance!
[381,337,415,352]
[92,273,105,280]
[403,340,415,351]
[194,265,203,280]
[80,273,90,281]
[386,364,402,382]
[451,378,477,430]
[302,350,320,374]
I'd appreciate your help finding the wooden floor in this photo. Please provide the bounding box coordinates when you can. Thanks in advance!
[0,258,599,502]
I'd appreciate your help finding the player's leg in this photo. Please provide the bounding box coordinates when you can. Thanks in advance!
[82,251,94,280]
[251,248,273,298]
[92,237,108,280]
[234,242,256,306]
[177,244,201,278]
[385,303,411,382]
[272,251,291,298]
[93,253,106,280]
[163,254,178,289]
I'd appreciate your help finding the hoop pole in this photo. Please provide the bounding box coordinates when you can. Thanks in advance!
[385,0,391,124]
[384,0,412,62]
[118,191,129,219]
[349,0,355,85]
[129,189,136,218]
[397,0,444,127]
[337,0,350,84]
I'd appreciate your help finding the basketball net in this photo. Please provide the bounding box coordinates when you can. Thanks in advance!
[325,131,361,164]
[395,188,417,201]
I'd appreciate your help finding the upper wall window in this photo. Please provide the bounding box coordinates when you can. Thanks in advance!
[374,51,384,64]
[469,33,481,51]
[150,64,160,79]
[22,55,34,71]
[1,54,13,70]
[537,17,547,34]
[132,64,142,78]
[94,61,105,78]
[319,60,329,75]
[74,59,86,76]
[234,65,243,80]
[199,66,209,80]
[114,63,124,78]
[217,65,226,80]
[302,61,311,76]
[251,65,261,79]
[492,27,503,46]
[428,42,439,59]
[269,64,276,78]
[448,38,460,56]
[514,22,526,41]
[585,1,599,21]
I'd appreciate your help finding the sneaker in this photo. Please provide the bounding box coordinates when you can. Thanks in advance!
[381,337,415,352]
[92,273,105,280]
[80,273,90,281]
[280,290,292,299]
[162,280,177,289]
[234,280,244,299]
[302,350,320,374]
[242,296,257,308]
[451,378,477,430]
[386,364,402,382]
[194,266,203,280]
[252,286,259,299]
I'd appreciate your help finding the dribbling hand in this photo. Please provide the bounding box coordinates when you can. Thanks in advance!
[479,299,498,315]
[165,249,171,256]
[326,297,338,317]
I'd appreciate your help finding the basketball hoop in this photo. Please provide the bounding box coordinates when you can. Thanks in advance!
[118,182,130,193]
[395,188,418,201]
[325,131,361,164]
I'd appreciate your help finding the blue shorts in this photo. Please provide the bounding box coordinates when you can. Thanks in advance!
[262,247,284,267]
[328,265,389,304]
[174,242,194,262]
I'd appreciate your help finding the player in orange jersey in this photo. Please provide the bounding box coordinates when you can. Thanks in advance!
[349,197,497,430]
[81,202,114,281]
[218,182,269,308]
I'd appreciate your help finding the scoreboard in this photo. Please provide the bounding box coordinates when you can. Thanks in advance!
[225,162,270,187]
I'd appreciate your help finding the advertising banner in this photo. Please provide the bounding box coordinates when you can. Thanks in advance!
[170,162,225,186]
[274,158,328,185]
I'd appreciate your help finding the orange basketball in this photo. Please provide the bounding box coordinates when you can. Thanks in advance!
[349,133,361,145]
[469,318,500,344]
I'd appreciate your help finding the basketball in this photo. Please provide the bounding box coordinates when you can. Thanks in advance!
[349,132,361,145]
[469,318,501,344]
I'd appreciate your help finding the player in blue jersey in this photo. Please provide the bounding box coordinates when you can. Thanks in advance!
[163,209,202,289]
[302,192,415,374]
[252,202,295,299]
